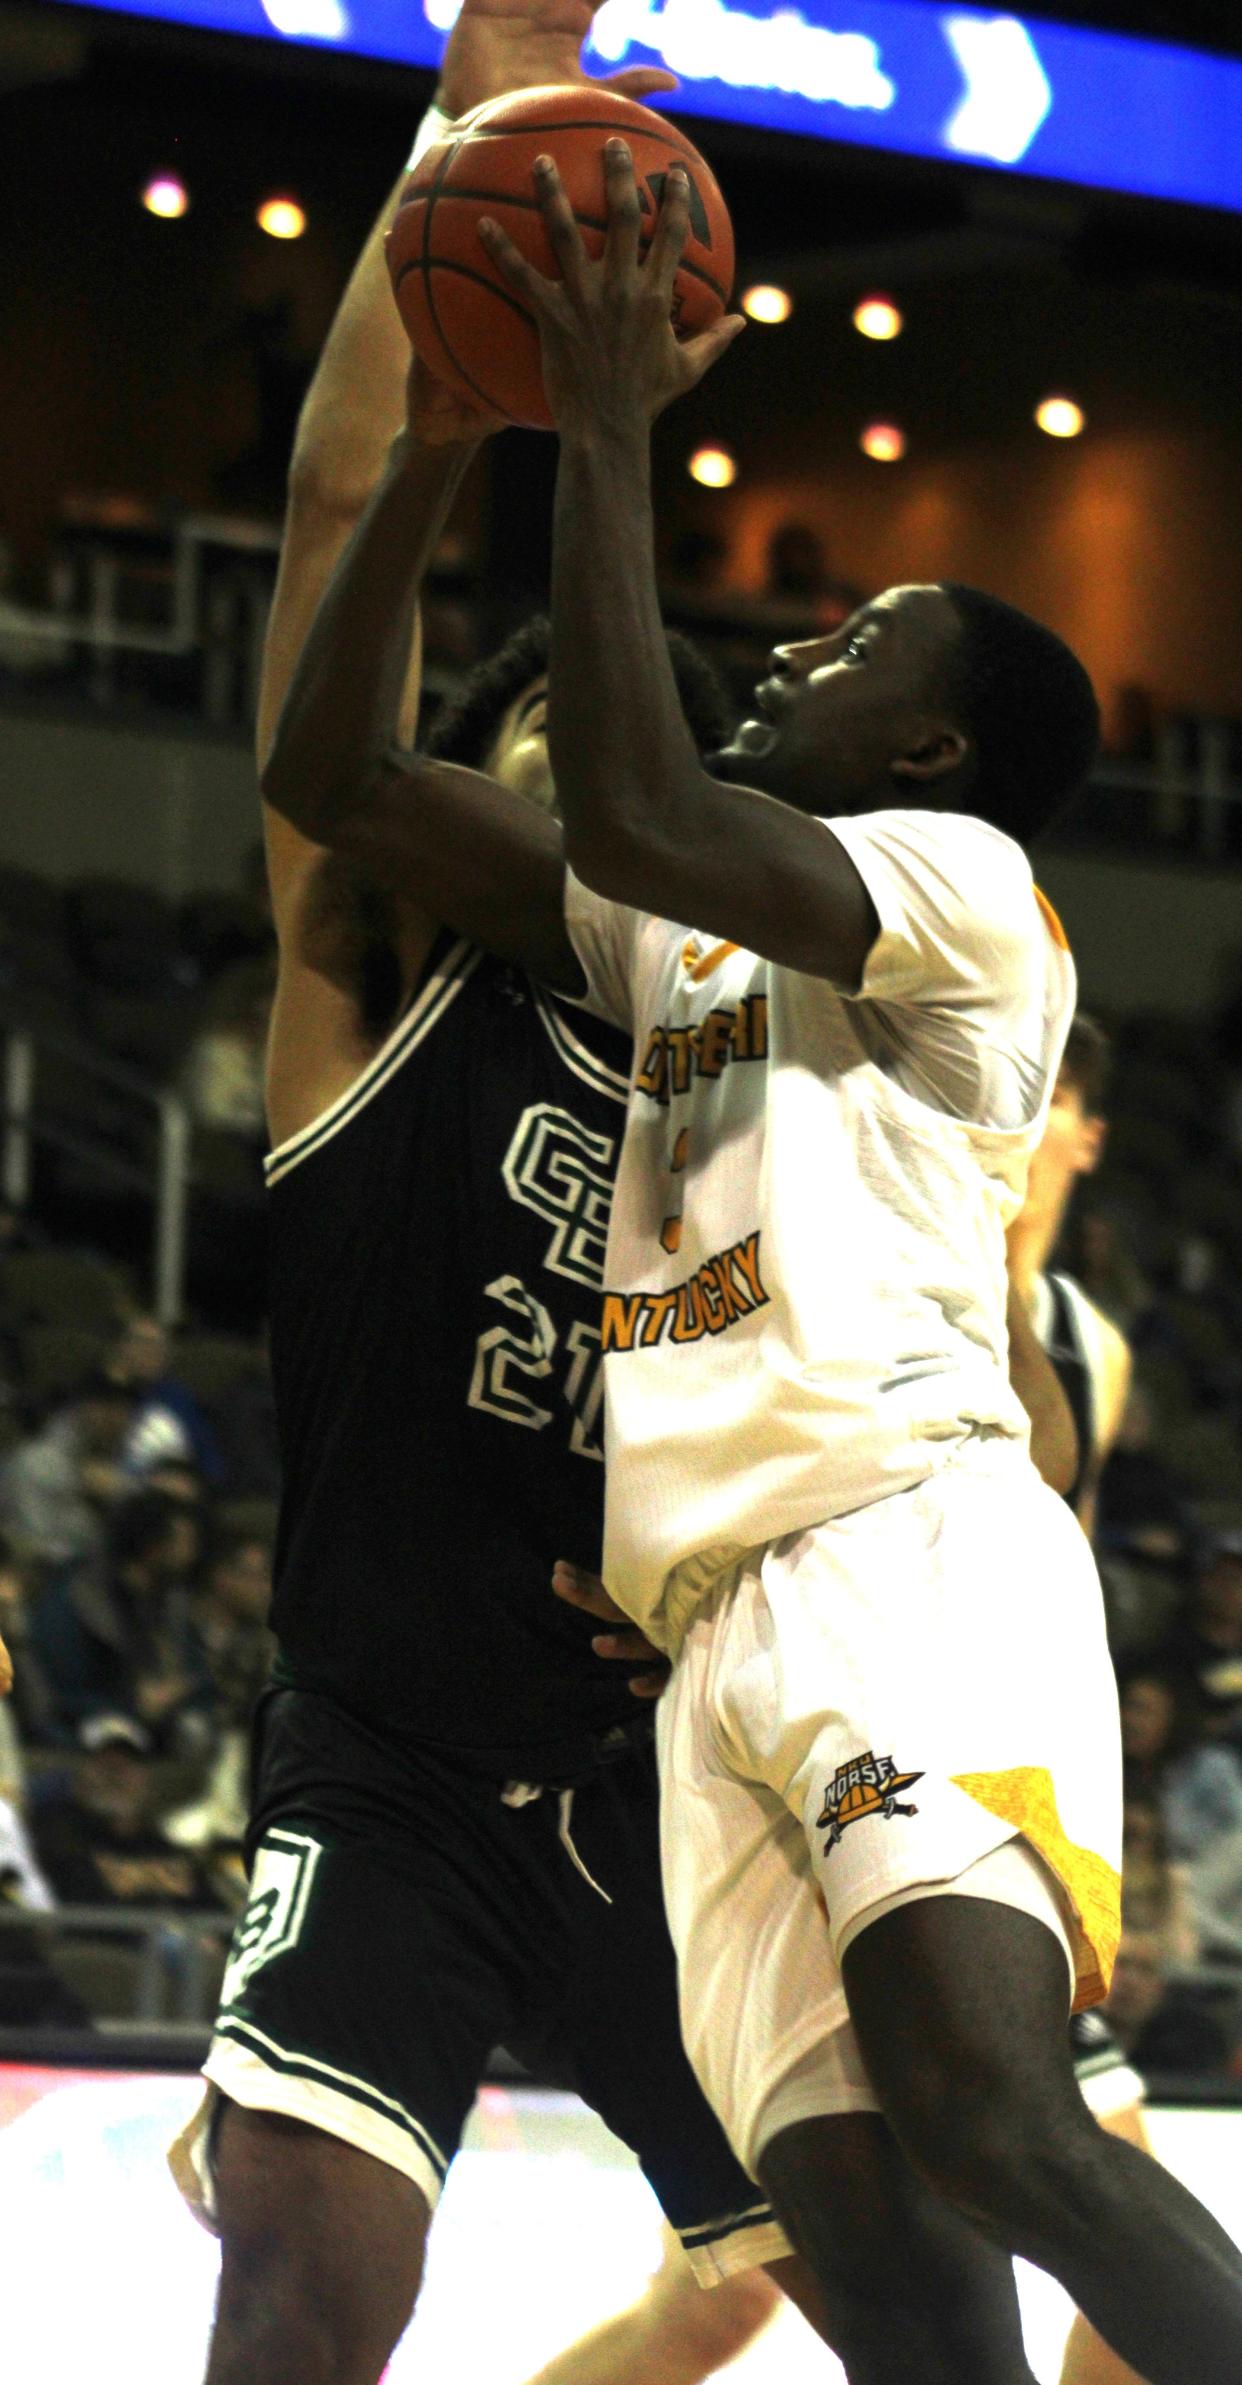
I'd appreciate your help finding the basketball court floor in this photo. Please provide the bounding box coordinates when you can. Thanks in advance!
[1,2063,1240,2382]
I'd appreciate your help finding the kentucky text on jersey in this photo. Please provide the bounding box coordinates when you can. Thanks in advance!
[635,995,769,1105]
[602,1232,769,1352]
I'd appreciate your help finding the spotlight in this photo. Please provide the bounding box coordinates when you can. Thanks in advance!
[688,445,738,489]
[257,197,307,241]
[142,175,189,220]
[1035,396,1085,439]
[853,295,903,341]
[860,422,906,463]
[741,285,793,325]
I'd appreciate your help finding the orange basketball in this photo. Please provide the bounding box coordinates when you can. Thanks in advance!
[386,85,734,432]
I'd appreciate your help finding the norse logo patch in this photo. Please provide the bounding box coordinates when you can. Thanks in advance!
[816,1752,924,1852]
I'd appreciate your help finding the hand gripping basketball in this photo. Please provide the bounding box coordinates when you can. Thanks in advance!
[479,142,745,438]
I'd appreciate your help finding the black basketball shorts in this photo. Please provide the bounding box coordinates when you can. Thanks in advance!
[171,1686,788,2284]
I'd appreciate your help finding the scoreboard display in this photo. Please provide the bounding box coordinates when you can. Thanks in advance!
[47,0,1242,217]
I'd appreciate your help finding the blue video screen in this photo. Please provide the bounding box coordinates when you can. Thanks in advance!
[48,0,1242,218]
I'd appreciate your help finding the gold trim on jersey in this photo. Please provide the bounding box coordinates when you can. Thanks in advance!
[951,1764,1121,2011]
[683,938,740,982]
[1033,887,1070,951]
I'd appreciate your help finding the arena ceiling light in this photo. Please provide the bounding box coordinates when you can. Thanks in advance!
[257,196,307,239]
[860,421,906,462]
[688,444,738,487]
[852,294,902,341]
[741,285,793,325]
[141,174,190,219]
[1035,395,1086,438]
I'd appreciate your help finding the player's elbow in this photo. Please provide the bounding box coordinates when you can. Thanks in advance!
[260,743,358,847]
[560,813,649,907]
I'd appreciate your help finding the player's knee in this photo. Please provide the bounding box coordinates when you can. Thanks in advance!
[210,2107,424,2384]
[897,2078,1103,2244]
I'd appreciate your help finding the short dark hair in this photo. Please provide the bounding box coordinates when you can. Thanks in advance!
[939,586,1100,845]
[1060,1013,1112,1117]
[424,616,736,769]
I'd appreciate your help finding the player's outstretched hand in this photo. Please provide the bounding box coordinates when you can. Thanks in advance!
[552,1560,670,1699]
[480,144,744,438]
[438,0,678,123]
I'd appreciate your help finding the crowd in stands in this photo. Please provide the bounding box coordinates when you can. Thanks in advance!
[0,1273,278,2026]
[0,882,1241,2091]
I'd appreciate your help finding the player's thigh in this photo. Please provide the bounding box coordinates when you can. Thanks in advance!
[212,2099,430,2349]
[841,1889,1093,2206]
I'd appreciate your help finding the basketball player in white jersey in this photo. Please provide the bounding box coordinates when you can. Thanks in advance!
[296,154,1242,2382]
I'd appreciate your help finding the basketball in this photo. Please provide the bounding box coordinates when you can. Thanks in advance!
[386,85,735,432]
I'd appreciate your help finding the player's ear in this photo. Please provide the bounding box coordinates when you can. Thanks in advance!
[891,724,969,784]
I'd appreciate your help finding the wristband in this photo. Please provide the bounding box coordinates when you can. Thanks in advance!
[406,102,454,171]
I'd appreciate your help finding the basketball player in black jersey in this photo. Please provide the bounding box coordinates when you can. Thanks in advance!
[167,13,846,2385]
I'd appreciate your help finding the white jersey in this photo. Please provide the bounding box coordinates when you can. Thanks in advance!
[565,807,1077,1650]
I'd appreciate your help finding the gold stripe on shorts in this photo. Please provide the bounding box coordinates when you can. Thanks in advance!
[951,1765,1121,2011]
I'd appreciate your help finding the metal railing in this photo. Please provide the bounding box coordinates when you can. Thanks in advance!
[0,1013,191,1324]
[0,1901,233,2026]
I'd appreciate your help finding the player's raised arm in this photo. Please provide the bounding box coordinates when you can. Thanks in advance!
[262,403,579,990]
[484,152,1097,998]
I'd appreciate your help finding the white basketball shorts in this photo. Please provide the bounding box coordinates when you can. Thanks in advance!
[656,1434,1123,2177]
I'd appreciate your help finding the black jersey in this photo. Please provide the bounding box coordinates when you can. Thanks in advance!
[265,932,640,1779]
[1036,1270,1098,1518]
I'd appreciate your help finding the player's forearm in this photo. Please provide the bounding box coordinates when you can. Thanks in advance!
[288,166,417,520]
[549,430,715,895]
[262,431,476,844]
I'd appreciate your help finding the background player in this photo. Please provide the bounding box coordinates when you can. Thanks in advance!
[269,151,1242,2382]
[1011,1012,1161,2385]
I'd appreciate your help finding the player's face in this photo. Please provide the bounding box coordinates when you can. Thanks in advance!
[711,585,964,813]
[1020,1067,1106,1242]
[485,674,556,813]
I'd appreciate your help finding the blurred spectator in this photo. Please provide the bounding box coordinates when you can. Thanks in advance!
[29,1716,223,1910]
[26,1488,213,1752]
[1097,1376,1189,1561]
[1120,1665,1242,1862]
[0,1820,88,2029]
[1120,1796,1198,1968]
[196,1530,273,1724]
[181,954,274,1139]
[1161,1530,1242,1745]
[1103,1926,1229,2078]
[106,1313,225,1486]
[1074,1202,1153,1336]
[165,1530,273,1858]
[0,1202,48,1256]
[0,1372,137,1566]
